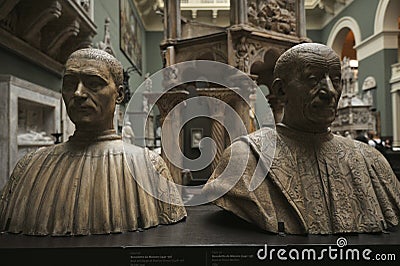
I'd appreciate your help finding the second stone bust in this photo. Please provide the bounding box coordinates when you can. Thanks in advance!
[205,43,400,235]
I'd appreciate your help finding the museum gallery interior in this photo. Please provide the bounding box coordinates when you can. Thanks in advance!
[1,0,400,265]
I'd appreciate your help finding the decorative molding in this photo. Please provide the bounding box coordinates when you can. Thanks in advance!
[354,30,399,61]
[65,0,95,32]
[362,0,400,62]
[0,0,96,75]
[374,0,400,33]
[0,27,64,75]
[306,0,354,30]
[305,0,321,9]
[233,36,280,74]
[326,16,361,51]
[21,1,62,47]
[47,19,80,57]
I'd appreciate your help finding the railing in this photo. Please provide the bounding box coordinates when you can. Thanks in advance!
[180,0,230,18]
[180,0,230,9]
[181,0,229,5]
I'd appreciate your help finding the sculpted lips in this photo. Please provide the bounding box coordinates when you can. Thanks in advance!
[70,102,95,114]
[311,92,337,106]
[310,99,336,114]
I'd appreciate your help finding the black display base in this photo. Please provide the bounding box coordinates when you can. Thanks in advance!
[1,205,400,266]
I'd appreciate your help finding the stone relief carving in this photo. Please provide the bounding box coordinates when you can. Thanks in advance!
[80,0,90,13]
[234,36,263,73]
[17,131,53,145]
[247,0,296,35]
[235,36,251,73]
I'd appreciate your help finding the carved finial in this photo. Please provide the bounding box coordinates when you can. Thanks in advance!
[96,17,115,56]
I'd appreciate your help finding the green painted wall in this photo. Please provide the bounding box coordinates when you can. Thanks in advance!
[358,49,398,137]
[306,29,323,43]
[0,45,62,91]
[319,0,380,44]
[280,1,381,57]
[94,0,146,93]
[145,31,164,75]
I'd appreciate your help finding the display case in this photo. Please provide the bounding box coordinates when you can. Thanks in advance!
[0,75,63,189]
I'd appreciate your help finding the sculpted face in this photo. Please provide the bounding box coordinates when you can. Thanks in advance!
[276,45,342,133]
[62,57,121,131]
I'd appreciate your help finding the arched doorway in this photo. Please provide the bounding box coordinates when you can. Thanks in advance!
[328,19,377,139]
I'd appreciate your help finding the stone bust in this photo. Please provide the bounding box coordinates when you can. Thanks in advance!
[205,43,400,234]
[0,48,186,236]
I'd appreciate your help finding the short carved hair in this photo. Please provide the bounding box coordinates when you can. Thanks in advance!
[66,48,124,87]
[273,43,341,83]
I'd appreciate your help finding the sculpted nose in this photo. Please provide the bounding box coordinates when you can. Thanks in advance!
[74,81,87,98]
[318,75,335,100]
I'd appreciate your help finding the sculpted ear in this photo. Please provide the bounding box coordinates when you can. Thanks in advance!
[116,85,125,104]
[271,78,287,103]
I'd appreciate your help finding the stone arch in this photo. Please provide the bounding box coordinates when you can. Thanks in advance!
[374,0,399,33]
[377,1,400,148]
[327,16,361,57]
[250,47,282,88]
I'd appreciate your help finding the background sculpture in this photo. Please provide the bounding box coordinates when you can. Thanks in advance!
[0,48,186,236]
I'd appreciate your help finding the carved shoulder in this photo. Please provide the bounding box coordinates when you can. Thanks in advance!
[0,150,35,204]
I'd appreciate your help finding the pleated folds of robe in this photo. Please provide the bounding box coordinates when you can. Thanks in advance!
[0,130,186,236]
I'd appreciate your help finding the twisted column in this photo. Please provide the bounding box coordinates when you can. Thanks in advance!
[197,88,237,172]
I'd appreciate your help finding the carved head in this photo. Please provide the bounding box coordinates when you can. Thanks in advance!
[62,48,124,131]
[272,43,342,133]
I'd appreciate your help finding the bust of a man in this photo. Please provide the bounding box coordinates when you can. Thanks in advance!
[205,43,400,234]
[0,48,186,236]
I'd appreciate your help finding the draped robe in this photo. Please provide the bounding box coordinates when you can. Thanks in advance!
[0,130,186,236]
[206,124,400,234]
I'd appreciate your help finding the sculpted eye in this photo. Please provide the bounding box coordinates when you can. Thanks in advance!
[83,76,107,90]
[308,75,318,86]
[62,76,78,91]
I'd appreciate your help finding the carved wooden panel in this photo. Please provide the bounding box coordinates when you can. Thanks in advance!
[0,0,96,75]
